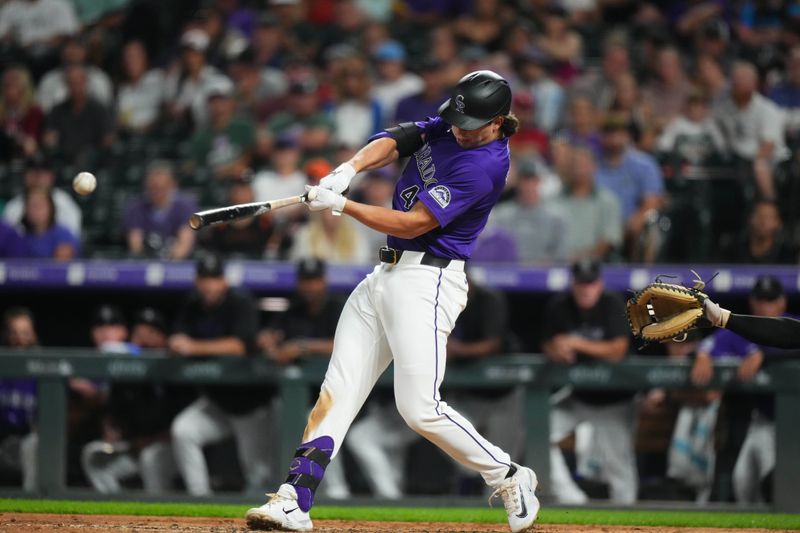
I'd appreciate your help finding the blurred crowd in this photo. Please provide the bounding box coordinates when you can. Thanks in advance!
[0,0,799,264]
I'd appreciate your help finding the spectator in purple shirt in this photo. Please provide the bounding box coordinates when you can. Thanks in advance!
[394,58,449,124]
[768,46,800,139]
[122,161,197,260]
[18,186,79,260]
[0,220,25,258]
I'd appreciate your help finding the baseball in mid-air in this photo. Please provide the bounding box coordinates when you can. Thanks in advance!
[72,172,97,196]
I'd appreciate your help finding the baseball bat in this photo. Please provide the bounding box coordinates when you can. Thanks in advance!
[189,193,309,230]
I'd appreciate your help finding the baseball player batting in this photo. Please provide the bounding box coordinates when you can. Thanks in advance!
[245,70,539,533]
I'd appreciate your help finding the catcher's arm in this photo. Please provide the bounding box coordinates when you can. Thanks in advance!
[691,350,713,386]
[723,315,800,349]
[705,297,800,349]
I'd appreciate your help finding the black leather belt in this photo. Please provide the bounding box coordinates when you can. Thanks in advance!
[379,246,453,268]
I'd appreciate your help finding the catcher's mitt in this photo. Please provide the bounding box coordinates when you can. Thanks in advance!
[626,272,710,343]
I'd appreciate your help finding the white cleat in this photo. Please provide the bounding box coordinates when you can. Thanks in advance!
[489,464,540,533]
[245,484,313,531]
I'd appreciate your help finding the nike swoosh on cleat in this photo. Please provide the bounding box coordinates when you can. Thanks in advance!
[283,507,299,514]
[516,495,528,519]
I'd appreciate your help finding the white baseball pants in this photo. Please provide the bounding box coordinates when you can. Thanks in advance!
[304,255,513,488]
[550,396,638,504]
[171,396,273,495]
[733,413,774,504]
[346,388,524,498]
[20,432,37,492]
[81,440,176,493]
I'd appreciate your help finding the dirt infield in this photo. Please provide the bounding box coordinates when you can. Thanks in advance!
[0,513,792,533]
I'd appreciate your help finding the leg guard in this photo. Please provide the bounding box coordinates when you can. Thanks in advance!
[285,436,333,512]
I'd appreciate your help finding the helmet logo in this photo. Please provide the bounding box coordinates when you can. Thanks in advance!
[454,94,465,114]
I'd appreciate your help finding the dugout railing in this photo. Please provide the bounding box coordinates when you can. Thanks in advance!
[0,350,799,512]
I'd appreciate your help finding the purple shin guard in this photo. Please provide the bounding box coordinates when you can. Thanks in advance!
[285,436,334,512]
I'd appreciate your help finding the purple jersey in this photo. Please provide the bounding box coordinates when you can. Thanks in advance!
[372,117,510,259]
[699,329,760,359]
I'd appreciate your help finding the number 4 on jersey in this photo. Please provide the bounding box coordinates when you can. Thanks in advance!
[400,185,420,210]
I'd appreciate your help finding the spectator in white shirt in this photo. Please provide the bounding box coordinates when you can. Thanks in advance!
[163,29,228,129]
[330,55,382,149]
[0,0,78,54]
[513,47,564,134]
[714,61,788,200]
[117,40,164,134]
[253,136,307,205]
[37,37,113,113]
[657,89,727,165]
[290,210,371,265]
[370,41,423,126]
[3,156,82,237]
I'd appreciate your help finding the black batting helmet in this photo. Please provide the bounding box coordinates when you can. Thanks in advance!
[438,70,512,130]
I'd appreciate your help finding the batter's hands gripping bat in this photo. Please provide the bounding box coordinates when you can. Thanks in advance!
[189,191,316,230]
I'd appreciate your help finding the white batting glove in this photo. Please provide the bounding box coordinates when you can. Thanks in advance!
[305,185,347,214]
[703,297,731,328]
[319,162,356,194]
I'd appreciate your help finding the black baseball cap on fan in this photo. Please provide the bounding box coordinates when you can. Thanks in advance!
[751,275,784,301]
[133,307,167,333]
[297,257,326,280]
[438,70,512,130]
[196,253,225,278]
[92,305,126,327]
[571,257,602,284]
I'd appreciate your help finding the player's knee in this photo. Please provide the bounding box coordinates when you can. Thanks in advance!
[139,442,166,469]
[395,400,433,435]
[170,412,197,443]
[81,441,105,469]
[20,432,37,459]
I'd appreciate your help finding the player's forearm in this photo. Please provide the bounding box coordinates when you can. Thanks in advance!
[186,337,247,356]
[127,230,144,254]
[170,226,195,260]
[343,200,437,239]
[630,197,662,229]
[568,337,628,362]
[54,243,76,261]
[447,338,502,359]
[587,240,612,259]
[726,314,800,349]
[301,339,334,356]
[347,137,399,172]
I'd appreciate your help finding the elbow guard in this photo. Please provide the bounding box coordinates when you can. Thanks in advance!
[385,122,424,157]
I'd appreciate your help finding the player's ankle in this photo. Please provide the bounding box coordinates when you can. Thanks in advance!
[505,464,517,479]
